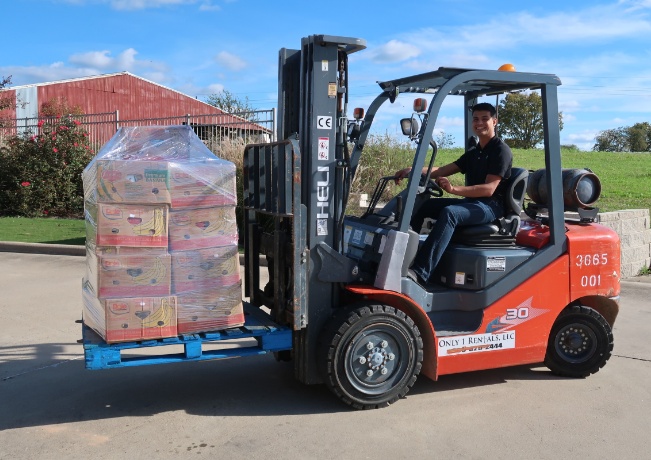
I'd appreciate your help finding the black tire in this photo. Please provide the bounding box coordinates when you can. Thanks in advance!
[544,305,613,378]
[318,303,423,410]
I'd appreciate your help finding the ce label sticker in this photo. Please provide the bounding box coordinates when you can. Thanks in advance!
[317,116,332,129]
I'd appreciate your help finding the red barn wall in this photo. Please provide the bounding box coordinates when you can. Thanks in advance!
[35,74,225,119]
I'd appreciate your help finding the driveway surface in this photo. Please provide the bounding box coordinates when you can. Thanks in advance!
[0,252,649,459]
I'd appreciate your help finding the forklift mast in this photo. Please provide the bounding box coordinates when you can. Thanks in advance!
[243,35,366,384]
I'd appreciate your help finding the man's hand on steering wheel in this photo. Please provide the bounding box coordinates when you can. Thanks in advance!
[419,173,444,197]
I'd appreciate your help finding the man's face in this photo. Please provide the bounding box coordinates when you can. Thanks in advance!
[472,110,497,139]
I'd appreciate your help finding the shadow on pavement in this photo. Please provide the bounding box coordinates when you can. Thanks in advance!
[0,341,561,431]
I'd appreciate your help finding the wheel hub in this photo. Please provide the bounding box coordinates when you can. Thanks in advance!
[347,330,405,390]
[368,348,387,369]
[555,324,597,363]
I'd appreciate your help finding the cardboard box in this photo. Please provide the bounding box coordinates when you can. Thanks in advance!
[82,286,178,343]
[177,284,244,334]
[96,160,171,204]
[169,160,237,209]
[86,248,171,298]
[92,203,169,248]
[171,246,240,294]
[168,206,237,251]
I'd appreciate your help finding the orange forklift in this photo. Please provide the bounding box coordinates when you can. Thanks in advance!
[84,35,620,410]
[243,35,620,409]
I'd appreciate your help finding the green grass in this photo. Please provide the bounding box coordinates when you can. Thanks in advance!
[0,217,86,245]
[434,148,651,215]
[0,148,649,246]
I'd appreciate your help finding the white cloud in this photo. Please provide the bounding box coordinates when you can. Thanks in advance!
[214,51,247,71]
[619,0,651,12]
[1,47,170,88]
[68,48,166,73]
[69,50,113,68]
[207,83,225,94]
[109,0,197,10]
[368,40,420,63]
[199,1,221,11]
[567,130,598,143]
[395,4,651,59]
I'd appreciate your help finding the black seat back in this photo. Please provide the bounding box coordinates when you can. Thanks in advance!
[504,167,529,217]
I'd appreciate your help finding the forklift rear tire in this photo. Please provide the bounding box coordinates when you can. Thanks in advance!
[544,305,613,378]
[319,303,423,410]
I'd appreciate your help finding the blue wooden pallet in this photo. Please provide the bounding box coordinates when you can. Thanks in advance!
[82,303,293,370]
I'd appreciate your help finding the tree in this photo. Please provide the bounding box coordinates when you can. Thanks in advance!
[40,96,84,118]
[593,127,629,152]
[628,122,651,152]
[1,76,17,129]
[497,91,563,149]
[1,75,13,111]
[593,123,651,152]
[434,131,455,149]
[206,89,255,118]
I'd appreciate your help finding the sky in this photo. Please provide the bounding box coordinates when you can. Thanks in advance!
[2,0,651,150]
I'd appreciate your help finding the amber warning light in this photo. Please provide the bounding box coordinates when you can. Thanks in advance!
[498,63,516,72]
[413,98,427,113]
[353,108,365,120]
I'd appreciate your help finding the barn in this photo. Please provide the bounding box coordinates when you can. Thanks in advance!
[0,71,273,145]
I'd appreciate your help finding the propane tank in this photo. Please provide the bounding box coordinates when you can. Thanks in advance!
[527,168,601,211]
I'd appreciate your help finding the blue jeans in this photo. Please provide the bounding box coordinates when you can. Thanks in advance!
[410,197,503,282]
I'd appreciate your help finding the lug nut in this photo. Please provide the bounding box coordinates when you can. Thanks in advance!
[388,353,395,360]
[381,368,388,375]
[366,370,374,377]
[366,342,374,350]
[381,341,388,348]
[359,357,366,364]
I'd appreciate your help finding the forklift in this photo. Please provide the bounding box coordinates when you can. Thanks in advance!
[242,35,620,409]
[83,34,620,410]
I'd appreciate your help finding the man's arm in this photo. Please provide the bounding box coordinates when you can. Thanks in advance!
[394,162,460,184]
[437,173,502,198]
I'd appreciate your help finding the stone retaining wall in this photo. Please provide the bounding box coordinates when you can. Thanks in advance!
[598,209,651,279]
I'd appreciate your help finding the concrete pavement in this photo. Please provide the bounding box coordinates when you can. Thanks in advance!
[0,251,650,459]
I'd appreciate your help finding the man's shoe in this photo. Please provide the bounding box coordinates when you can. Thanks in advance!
[407,269,426,286]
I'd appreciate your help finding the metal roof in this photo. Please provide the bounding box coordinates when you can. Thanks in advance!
[378,67,562,98]
[1,72,217,110]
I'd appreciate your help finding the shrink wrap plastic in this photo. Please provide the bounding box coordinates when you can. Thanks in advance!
[81,126,243,343]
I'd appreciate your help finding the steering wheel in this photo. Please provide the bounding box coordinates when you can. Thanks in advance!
[419,173,443,197]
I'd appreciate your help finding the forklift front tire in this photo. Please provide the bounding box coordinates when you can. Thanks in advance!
[544,305,613,378]
[319,303,423,410]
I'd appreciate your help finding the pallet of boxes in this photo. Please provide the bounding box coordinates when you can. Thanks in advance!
[81,125,244,343]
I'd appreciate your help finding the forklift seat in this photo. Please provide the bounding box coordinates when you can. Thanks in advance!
[451,167,529,246]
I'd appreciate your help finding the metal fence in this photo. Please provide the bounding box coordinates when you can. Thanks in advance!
[0,109,276,150]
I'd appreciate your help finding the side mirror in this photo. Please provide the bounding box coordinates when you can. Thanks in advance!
[400,117,420,138]
[347,121,361,141]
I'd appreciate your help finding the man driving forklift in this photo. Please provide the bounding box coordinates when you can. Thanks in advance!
[394,102,513,285]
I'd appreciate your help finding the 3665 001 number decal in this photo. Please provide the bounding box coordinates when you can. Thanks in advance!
[581,274,601,287]
[575,253,607,268]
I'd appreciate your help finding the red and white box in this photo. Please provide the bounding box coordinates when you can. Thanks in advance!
[86,248,171,298]
[169,160,236,209]
[171,246,240,294]
[90,202,169,248]
[96,159,171,204]
[82,287,178,343]
[176,284,244,334]
[168,206,237,251]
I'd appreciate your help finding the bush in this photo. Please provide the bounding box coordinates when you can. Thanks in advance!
[0,116,94,217]
[348,133,415,213]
